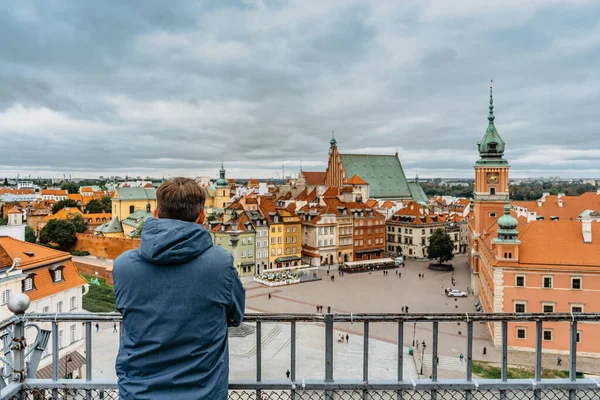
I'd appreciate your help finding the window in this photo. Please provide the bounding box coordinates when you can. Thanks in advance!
[577,331,581,343]
[70,296,76,310]
[292,247,296,253]
[489,212,496,218]
[292,236,296,244]
[490,188,496,195]
[318,240,322,246]
[572,277,582,290]
[516,328,526,339]
[57,301,63,313]
[263,240,267,248]
[2,290,10,305]
[286,237,290,244]
[354,240,358,246]
[330,227,334,234]
[367,239,371,245]
[129,205,135,214]
[248,237,253,244]
[257,241,261,248]
[367,230,371,234]
[278,227,281,232]
[543,329,553,341]
[277,248,282,255]
[330,239,333,245]
[52,267,64,282]
[286,248,290,255]
[571,304,584,313]
[292,226,296,233]
[422,229,425,234]
[515,275,525,287]
[241,250,246,258]
[543,276,553,288]
[43,306,50,313]
[58,329,64,348]
[277,237,282,244]
[242,238,246,245]
[515,302,526,313]
[271,227,275,233]
[70,324,76,343]
[271,249,275,256]
[542,303,554,313]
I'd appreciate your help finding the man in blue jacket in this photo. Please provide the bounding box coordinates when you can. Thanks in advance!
[114,177,246,399]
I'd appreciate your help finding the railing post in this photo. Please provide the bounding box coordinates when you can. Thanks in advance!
[431,321,438,400]
[466,320,473,400]
[535,320,543,400]
[363,321,369,400]
[291,321,296,400]
[256,321,262,400]
[7,294,30,383]
[569,320,578,400]
[500,321,508,400]
[86,321,93,400]
[397,321,403,400]
[325,314,334,400]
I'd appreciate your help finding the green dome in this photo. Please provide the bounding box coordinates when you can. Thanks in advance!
[216,162,228,186]
[498,202,517,229]
[477,82,507,165]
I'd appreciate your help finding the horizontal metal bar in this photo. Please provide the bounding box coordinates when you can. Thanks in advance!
[18,378,600,391]
[0,382,22,399]
[13,312,600,324]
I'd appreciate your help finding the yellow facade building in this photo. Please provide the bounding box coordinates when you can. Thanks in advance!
[111,187,157,221]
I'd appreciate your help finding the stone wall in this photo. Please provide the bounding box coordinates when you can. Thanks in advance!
[73,261,114,285]
[73,234,140,260]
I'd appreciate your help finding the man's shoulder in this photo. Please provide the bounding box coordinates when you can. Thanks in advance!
[198,245,234,269]
[113,249,141,273]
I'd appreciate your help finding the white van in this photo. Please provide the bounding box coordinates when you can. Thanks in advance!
[394,257,404,266]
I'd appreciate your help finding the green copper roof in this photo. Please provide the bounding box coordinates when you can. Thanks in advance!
[116,187,157,200]
[216,161,228,186]
[408,181,428,204]
[95,216,123,233]
[477,82,507,166]
[497,202,518,241]
[339,154,412,199]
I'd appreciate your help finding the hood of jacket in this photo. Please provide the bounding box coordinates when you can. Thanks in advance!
[138,217,213,265]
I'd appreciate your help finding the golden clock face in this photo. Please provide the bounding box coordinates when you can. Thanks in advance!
[487,172,499,184]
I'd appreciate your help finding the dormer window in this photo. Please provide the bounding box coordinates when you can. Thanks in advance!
[50,266,65,283]
[23,274,36,292]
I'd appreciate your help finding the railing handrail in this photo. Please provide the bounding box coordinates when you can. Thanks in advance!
[12,311,600,324]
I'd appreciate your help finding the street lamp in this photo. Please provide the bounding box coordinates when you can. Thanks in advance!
[420,341,427,376]
[227,210,242,270]
[412,322,416,346]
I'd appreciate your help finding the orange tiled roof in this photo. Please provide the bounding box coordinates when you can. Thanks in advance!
[346,175,368,185]
[302,171,326,186]
[43,207,83,221]
[25,260,86,302]
[0,245,12,269]
[83,213,112,225]
[295,189,308,201]
[80,187,93,193]
[365,199,378,208]
[7,207,21,215]
[0,236,72,270]
[322,187,339,198]
[513,192,600,221]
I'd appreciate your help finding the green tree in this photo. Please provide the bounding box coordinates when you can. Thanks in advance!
[206,212,218,222]
[60,181,80,194]
[0,218,7,226]
[70,213,88,233]
[427,228,454,265]
[39,219,77,249]
[85,199,104,214]
[131,221,145,238]
[52,199,81,214]
[100,196,112,213]
[25,226,37,243]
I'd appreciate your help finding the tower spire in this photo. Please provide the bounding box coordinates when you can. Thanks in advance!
[329,130,337,150]
[488,79,495,123]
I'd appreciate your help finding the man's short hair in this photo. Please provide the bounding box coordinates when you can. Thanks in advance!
[157,177,205,222]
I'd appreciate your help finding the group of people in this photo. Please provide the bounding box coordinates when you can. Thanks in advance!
[337,333,350,343]
[316,305,331,313]
[401,305,410,313]
[418,273,425,279]
[95,322,118,333]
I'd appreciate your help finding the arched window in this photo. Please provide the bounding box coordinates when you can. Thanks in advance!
[129,205,135,214]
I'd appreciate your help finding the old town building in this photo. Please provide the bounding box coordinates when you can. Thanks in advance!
[468,84,600,355]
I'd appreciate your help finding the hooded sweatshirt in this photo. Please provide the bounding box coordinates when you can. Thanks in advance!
[113,218,245,400]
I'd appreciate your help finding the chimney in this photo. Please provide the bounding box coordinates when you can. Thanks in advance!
[558,199,563,207]
[582,218,592,244]
[537,200,542,207]
[527,212,537,223]
[542,192,550,201]
[557,193,565,199]
[597,189,600,195]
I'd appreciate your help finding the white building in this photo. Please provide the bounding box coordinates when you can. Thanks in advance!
[0,237,88,378]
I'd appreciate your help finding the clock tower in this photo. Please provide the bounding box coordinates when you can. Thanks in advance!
[473,82,510,236]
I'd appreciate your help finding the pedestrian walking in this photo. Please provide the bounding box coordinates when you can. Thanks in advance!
[422,274,425,279]
[401,306,405,313]
[418,273,421,279]
[396,270,398,275]
[113,323,117,333]
[483,346,487,355]
[405,306,409,313]
[95,323,99,333]
[557,356,562,366]
[327,306,331,314]
[416,341,419,349]
[268,293,271,299]
[327,270,329,276]
[346,334,349,343]
[286,369,291,379]
[459,353,464,364]
[316,305,320,313]
[399,272,402,278]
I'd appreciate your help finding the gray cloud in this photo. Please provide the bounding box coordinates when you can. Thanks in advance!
[0,0,599,180]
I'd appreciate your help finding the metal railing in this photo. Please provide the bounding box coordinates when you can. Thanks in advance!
[1,296,600,399]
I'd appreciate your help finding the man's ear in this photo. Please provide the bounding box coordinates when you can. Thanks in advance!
[197,209,206,224]
[153,209,158,218]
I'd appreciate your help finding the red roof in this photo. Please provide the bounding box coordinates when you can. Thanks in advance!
[346,175,368,185]
[302,171,326,185]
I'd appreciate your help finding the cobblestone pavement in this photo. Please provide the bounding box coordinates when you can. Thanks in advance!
[245,255,600,377]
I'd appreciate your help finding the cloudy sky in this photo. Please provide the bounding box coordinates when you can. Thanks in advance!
[1,1,599,180]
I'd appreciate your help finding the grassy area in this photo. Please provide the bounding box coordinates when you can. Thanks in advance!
[81,273,116,313]
[472,361,583,379]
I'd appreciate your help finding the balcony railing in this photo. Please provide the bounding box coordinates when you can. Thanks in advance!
[1,295,600,399]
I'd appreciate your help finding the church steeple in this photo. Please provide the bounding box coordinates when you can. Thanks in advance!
[497,201,519,242]
[329,131,337,150]
[216,160,228,187]
[477,80,507,164]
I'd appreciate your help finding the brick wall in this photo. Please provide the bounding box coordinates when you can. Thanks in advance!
[73,261,114,285]
[73,234,140,260]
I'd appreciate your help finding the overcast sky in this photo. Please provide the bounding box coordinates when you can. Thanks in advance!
[1,1,599,180]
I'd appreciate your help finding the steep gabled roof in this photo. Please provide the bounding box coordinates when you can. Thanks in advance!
[302,171,326,185]
[339,154,411,199]
[346,175,368,185]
